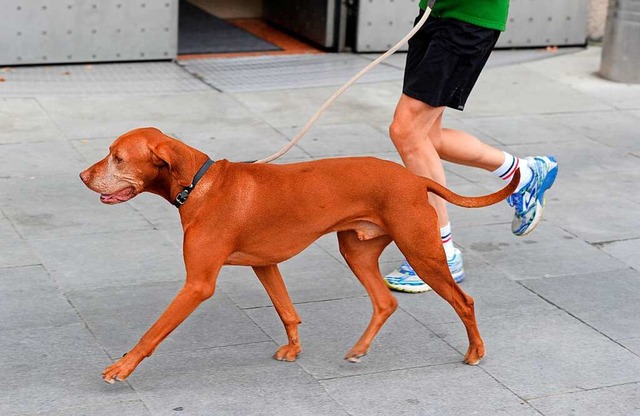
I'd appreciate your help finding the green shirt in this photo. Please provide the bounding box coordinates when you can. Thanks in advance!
[419,0,509,31]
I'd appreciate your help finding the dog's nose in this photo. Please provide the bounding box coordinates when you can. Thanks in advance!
[79,170,90,184]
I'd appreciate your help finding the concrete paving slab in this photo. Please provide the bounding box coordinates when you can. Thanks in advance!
[429,309,640,400]
[0,265,79,332]
[29,229,184,291]
[545,194,640,244]
[465,65,613,118]
[230,80,401,130]
[620,338,640,356]
[0,232,40,268]
[67,282,269,358]
[0,62,210,97]
[549,110,640,153]
[0,175,150,239]
[398,253,557,327]
[33,400,151,416]
[173,124,310,163]
[278,123,397,158]
[0,140,85,178]
[321,363,539,416]
[0,324,136,415]
[128,342,349,416]
[217,244,366,309]
[247,297,461,380]
[598,238,640,271]
[0,98,65,144]
[526,47,640,111]
[521,268,640,341]
[529,382,640,416]
[37,92,264,140]
[453,223,625,279]
[464,114,589,146]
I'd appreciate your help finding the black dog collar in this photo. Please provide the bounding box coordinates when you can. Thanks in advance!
[172,159,215,208]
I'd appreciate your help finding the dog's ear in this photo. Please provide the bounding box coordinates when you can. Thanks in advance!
[150,141,195,187]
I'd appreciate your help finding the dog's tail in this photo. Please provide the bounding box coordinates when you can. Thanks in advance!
[424,170,520,208]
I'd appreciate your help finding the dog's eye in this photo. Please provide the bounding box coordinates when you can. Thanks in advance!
[113,154,124,164]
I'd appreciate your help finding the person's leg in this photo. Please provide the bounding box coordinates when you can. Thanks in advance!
[388,94,448,227]
[384,94,466,293]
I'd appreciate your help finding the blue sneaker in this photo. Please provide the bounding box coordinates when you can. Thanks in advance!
[384,248,465,293]
[507,156,558,236]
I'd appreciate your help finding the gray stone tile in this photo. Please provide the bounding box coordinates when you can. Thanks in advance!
[0,140,85,178]
[398,253,557,327]
[0,98,64,144]
[464,66,613,118]
[322,363,538,416]
[464,114,588,146]
[0,265,79,332]
[217,243,366,309]
[0,232,40,268]
[129,342,349,416]
[247,297,460,380]
[599,238,640,271]
[67,282,269,358]
[30,229,184,291]
[521,268,640,341]
[620,338,640,356]
[529,382,640,416]
[278,123,397,158]
[454,223,626,279]
[38,92,263,140]
[429,309,640,400]
[34,400,151,416]
[549,110,640,153]
[0,175,150,239]
[547,194,640,244]
[0,324,136,415]
[173,124,310,163]
[230,80,401,131]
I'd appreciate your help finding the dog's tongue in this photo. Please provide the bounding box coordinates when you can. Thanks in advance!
[100,187,135,204]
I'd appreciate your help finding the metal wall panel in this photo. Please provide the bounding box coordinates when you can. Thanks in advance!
[497,0,589,47]
[263,0,337,48]
[355,0,588,52]
[0,0,178,66]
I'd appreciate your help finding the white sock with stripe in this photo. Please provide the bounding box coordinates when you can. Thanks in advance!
[440,223,455,261]
[492,151,532,193]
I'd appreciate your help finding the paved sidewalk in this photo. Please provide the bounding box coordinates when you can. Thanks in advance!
[1,46,640,415]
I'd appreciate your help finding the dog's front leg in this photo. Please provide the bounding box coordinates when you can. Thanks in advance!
[102,244,226,383]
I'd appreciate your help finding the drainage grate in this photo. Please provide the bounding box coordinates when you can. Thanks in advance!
[179,54,404,93]
[0,62,210,96]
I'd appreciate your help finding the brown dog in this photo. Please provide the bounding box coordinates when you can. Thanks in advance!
[80,127,518,383]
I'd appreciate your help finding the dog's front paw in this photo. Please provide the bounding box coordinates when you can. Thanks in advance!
[273,344,301,362]
[101,353,142,384]
[464,344,485,366]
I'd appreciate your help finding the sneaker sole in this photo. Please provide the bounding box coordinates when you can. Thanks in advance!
[384,279,432,293]
[516,158,558,237]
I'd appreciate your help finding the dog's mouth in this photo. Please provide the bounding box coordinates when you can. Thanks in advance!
[100,187,136,204]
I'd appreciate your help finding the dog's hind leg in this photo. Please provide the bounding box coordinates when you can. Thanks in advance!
[337,231,396,362]
[392,207,485,365]
[253,265,302,361]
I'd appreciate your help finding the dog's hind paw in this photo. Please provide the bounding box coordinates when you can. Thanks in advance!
[344,348,368,363]
[273,344,301,362]
[464,344,485,366]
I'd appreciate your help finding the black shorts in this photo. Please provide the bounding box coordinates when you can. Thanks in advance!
[403,10,500,111]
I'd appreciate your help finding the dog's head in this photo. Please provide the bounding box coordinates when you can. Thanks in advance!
[80,127,198,204]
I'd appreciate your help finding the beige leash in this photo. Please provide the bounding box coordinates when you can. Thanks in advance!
[254,3,434,164]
